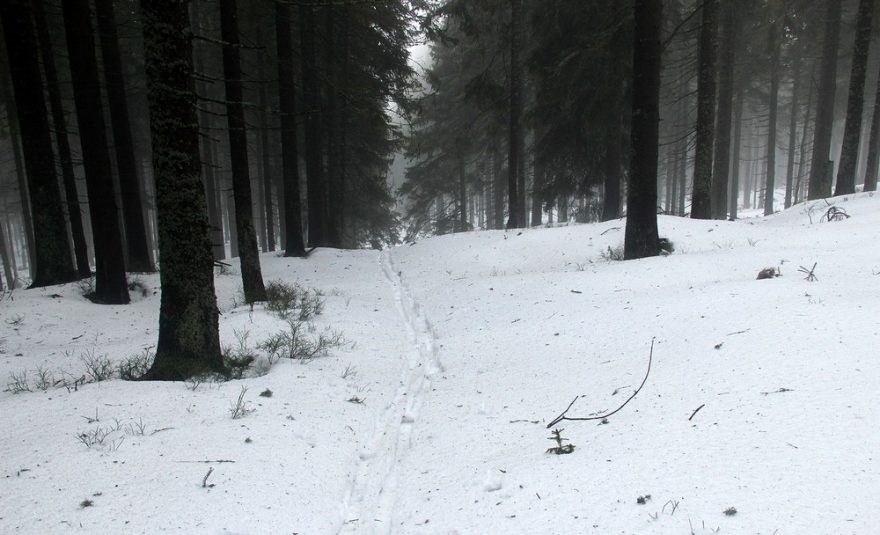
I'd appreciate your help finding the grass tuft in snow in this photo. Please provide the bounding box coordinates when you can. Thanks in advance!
[263,279,325,321]
[117,349,154,381]
[229,386,254,419]
[80,349,114,382]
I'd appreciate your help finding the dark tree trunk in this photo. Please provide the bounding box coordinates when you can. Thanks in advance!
[32,0,91,279]
[276,1,306,257]
[764,17,781,216]
[712,2,737,219]
[220,0,266,303]
[258,59,276,253]
[0,217,12,289]
[202,132,226,261]
[864,59,880,191]
[0,0,77,288]
[0,66,37,280]
[492,146,504,229]
[784,52,802,209]
[602,126,622,221]
[531,156,543,226]
[506,0,524,229]
[141,0,225,380]
[324,5,344,246]
[729,86,744,219]
[299,0,328,246]
[95,0,155,272]
[794,62,816,204]
[834,0,874,196]
[690,0,719,219]
[624,0,661,259]
[62,0,130,304]
[808,0,842,200]
[458,155,467,229]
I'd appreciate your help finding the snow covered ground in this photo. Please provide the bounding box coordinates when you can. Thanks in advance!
[2,193,879,534]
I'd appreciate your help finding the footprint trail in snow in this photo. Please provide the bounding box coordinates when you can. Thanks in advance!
[337,250,444,534]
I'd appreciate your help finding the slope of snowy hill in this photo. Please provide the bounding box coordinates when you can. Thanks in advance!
[1,193,878,534]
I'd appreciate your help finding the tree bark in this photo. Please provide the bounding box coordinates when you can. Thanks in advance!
[602,125,622,221]
[492,146,504,229]
[276,2,307,257]
[32,0,91,279]
[0,67,37,280]
[764,17,781,216]
[0,217,12,289]
[0,0,77,288]
[835,0,874,196]
[690,0,719,219]
[141,0,225,380]
[506,0,524,229]
[808,0,842,200]
[220,0,266,303]
[300,0,328,246]
[624,0,661,259]
[729,86,744,219]
[863,60,880,191]
[712,2,737,219]
[95,0,155,272]
[258,57,276,253]
[62,0,130,304]
[785,50,801,209]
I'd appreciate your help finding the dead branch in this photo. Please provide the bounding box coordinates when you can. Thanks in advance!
[546,338,654,428]
[688,404,705,421]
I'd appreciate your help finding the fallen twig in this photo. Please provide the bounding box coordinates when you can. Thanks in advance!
[546,338,654,428]
[175,459,236,463]
[600,226,621,235]
[761,387,793,395]
[688,404,705,421]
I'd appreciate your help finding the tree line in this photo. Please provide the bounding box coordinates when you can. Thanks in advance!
[0,0,422,377]
[402,0,880,257]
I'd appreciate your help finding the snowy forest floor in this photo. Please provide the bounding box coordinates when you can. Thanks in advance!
[1,193,879,534]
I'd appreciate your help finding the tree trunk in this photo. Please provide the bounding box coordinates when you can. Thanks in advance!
[602,125,622,221]
[258,57,276,253]
[0,68,37,280]
[62,0,130,304]
[764,17,781,216]
[712,2,737,219]
[506,0,524,229]
[220,0,266,303]
[299,0,328,246]
[276,1,307,257]
[95,0,155,272]
[785,51,802,209]
[141,0,225,380]
[690,0,719,219]
[808,0,842,200]
[624,0,661,259]
[32,0,91,279]
[0,217,12,289]
[492,146,504,229]
[531,155,543,226]
[729,86,744,219]
[0,0,77,288]
[794,62,816,204]
[863,59,880,191]
[835,0,874,196]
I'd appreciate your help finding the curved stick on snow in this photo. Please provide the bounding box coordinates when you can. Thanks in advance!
[546,338,654,429]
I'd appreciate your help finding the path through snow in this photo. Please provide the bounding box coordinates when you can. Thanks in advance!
[337,250,444,534]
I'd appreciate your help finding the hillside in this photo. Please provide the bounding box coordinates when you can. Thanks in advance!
[1,193,878,534]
